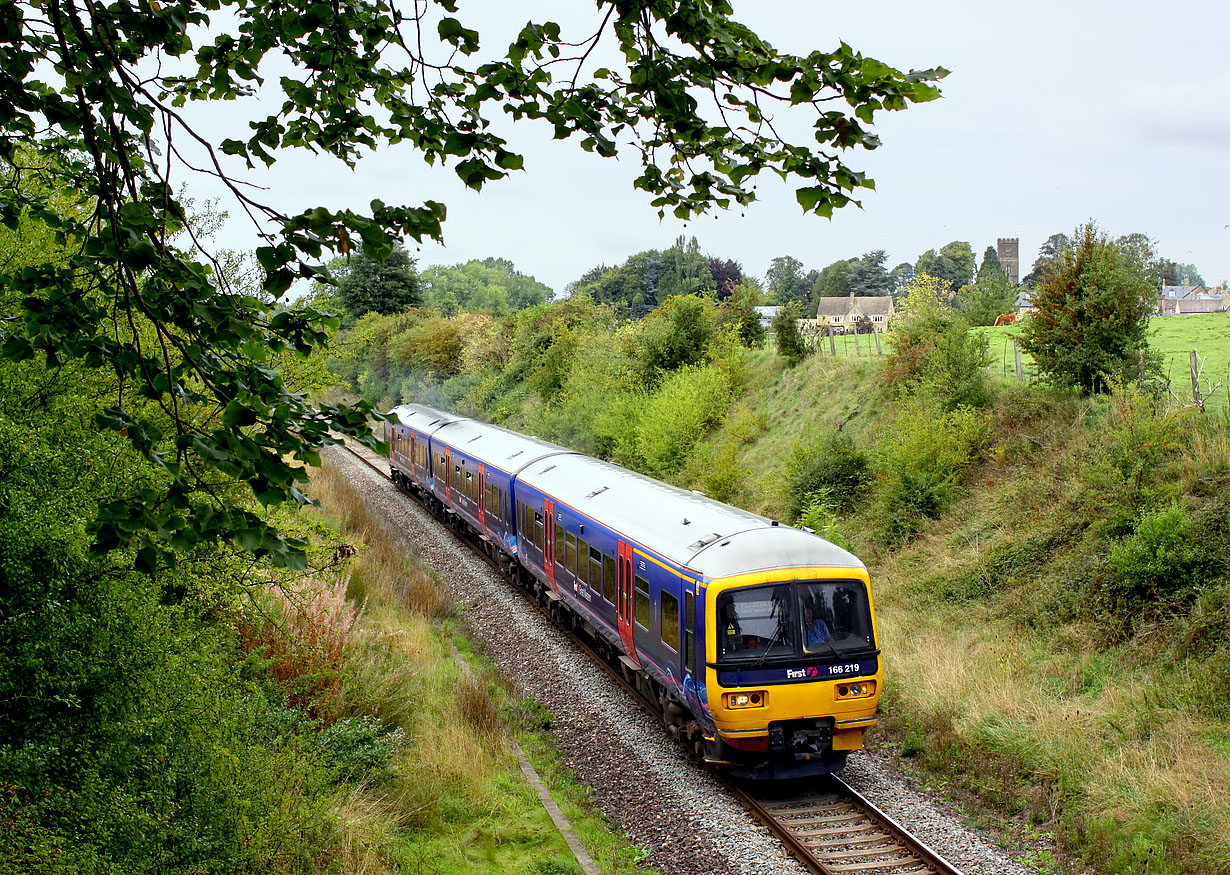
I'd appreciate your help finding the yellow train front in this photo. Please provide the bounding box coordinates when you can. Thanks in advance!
[690,527,882,780]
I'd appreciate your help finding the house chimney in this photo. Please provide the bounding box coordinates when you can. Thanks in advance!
[849,290,855,305]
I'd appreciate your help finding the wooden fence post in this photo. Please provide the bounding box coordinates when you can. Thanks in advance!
[873,327,882,355]
[1013,339,1023,380]
[828,325,836,356]
[1191,349,1202,408]
[854,331,861,356]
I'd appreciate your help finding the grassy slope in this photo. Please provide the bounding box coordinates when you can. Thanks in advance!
[304,464,654,875]
[679,353,1230,875]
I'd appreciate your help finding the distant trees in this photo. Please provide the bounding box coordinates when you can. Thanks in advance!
[570,236,742,316]
[1020,223,1157,393]
[849,250,892,296]
[915,241,975,293]
[766,255,811,306]
[420,258,552,316]
[332,245,422,318]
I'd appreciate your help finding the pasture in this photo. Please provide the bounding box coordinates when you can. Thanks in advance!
[978,312,1230,407]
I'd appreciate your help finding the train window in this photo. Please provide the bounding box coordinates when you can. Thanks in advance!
[555,522,565,566]
[533,511,544,549]
[576,539,589,583]
[588,546,602,592]
[684,590,695,674]
[633,574,650,631]
[660,590,679,652]
[565,532,577,576]
[602,555,616,603]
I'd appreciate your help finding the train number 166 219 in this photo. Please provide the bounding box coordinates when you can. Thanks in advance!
[828,663,861,676]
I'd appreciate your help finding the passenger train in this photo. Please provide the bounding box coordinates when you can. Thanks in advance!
[385,403,882,780]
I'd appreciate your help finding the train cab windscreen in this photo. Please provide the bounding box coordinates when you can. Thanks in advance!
[716,580,874,662]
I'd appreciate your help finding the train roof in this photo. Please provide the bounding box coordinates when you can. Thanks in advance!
[515,452,864,580]
[388,403,464,433]
[422,415,575,476]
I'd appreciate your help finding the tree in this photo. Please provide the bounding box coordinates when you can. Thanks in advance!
[3,0,945,565]
[811,258,857,309]
[658,235,714,298]
[708,258,745,298]
[889,262,915,295]
[977,245,1004,281]
[850,250,892,295]
[954,271,1016,326]
[773,302,809,366]
[766,255,810,306]
[726,280,766,347]
[1023,233,1070,287]
[1020,223,1157,392]
[332,245,421,318]
[914,242,974,293]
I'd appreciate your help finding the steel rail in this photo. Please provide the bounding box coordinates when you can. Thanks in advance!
[335,439,962,875]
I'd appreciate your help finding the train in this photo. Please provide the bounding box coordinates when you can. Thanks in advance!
[385,403,883,780]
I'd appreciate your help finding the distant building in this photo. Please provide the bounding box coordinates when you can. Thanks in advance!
[997,238,1020,286]
[1015,288,1035,314]
[1157,287,1227,315]
[1161,284,1206,300]
[754,306,781,328]
[806,293,895,334]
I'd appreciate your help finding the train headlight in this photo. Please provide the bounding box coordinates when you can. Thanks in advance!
[725,691,766,710]
[835,681,876,700]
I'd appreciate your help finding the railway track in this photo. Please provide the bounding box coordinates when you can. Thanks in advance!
[335,439,963,875]
[731,778,962,875]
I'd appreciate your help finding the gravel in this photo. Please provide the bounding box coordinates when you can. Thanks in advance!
[327,444,1054,875]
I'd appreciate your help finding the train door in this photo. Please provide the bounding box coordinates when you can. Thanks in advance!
[444,447,452,506]
[543,498,557,593]
[683,587,702,712]
[617,540,639,666]
[477,464,486,535]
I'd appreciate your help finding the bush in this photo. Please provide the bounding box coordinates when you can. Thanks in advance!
[797,488,851,550]
[630,294,719,384]
[772,302,808,366]
[786,431,871,520]
[877,403,991,540]
[637,364,733,478]
[315,716,408,784]
[885,274,990,409]
[1107,502,1206,605]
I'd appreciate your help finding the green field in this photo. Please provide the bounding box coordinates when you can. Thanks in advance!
[977,312,1230,407]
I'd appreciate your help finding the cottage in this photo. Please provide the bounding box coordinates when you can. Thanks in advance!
[808,292,895,334]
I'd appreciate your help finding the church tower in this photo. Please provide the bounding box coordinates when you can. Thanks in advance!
[996,238,1020,285]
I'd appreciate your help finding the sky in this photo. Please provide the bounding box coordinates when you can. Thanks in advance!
[191,0,1230,295]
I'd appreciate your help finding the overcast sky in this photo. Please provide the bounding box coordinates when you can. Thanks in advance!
[195,0,1230,295]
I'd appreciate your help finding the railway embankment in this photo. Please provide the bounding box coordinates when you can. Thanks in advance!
[453,350,1230,875]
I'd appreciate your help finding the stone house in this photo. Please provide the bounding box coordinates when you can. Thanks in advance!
[807,293,895,334]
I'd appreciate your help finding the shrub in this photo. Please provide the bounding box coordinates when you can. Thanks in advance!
[786,431,871,520]
[631,294,719,384]
[876,403,991,540]
[637,364,733,477]
[885,273,990,409]
[797,488,851,550]
[773,302,808,366]
[1106,501,1206,605]
[315,716,408,784]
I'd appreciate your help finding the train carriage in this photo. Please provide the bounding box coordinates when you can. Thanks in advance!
[386,404,882,780]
